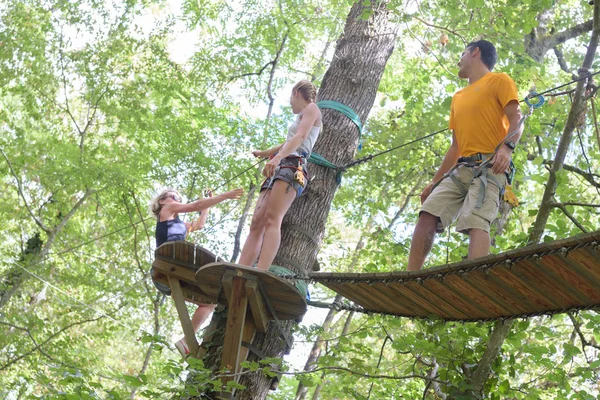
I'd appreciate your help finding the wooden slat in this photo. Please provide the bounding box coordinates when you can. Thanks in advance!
[423,278,489,320]
[353,282,410,314]
[463,268,533,315]
[169,277,200,356]
[246,280,270,333]
[387,282,443,317]
[442,274,508,317]
[369,282,428,316]
[238,318,257,368]
[405,280,472,319]
[487,264,560,310]
[542,255,600,304]
[326,282,403,315]
[570,248,600,281]
[515,259,577,309]
[220,276,248,384]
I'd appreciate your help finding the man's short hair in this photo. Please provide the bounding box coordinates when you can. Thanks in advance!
[467,40,497,71]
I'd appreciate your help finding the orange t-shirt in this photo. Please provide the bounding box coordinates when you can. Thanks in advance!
[449,72,519,157]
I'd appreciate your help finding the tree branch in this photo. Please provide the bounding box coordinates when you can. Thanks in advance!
[550,202,588,232]
[547,19,594,49]
[0,149,51,233]
[228,61,275,82]
[543,160,600,188]
[58,30,83,135]
[553,46,571,74]
[80,87,109,154]
[412,15,467,44]
[0,316,104,371]
[551,201,600,208]
[215,365,450,384]
[568,312,600,352]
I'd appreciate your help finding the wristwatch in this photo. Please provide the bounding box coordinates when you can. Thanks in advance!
[504,140,516,150]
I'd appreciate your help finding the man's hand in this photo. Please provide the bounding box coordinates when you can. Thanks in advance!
[420,182,436,204]
[262,155,281,178]
[490,145,512,174]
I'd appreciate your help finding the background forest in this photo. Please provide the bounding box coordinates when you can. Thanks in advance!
[1,0,599,399]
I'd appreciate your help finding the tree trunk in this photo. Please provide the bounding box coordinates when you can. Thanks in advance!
[199,1,397,398]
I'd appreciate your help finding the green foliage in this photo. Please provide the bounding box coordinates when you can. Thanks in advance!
[1,0,599,399]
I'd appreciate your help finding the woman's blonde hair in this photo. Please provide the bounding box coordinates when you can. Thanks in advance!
[149,188,181,219]
[293,80,317,103]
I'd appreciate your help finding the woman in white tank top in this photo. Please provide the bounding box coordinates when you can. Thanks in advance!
[239,80,322,271]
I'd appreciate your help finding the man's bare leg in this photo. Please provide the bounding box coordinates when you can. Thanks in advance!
[407,212,439,271]
[468,228,490,259]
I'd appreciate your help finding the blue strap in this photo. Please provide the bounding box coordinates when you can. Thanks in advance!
[317,100,363,151]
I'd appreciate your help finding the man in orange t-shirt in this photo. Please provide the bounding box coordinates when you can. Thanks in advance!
[407,40,523,271]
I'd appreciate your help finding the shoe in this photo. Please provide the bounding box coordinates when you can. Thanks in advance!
[174,338,190,357]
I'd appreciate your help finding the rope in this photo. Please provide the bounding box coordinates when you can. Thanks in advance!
[522,70,600,100]
[306,71,600,183]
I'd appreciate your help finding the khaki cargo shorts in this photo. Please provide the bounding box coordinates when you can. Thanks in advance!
[421,165,506,234]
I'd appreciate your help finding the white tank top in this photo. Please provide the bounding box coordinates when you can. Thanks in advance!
[286,111,321,157]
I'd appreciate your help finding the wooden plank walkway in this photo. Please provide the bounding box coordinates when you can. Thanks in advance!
[309,231,600,321]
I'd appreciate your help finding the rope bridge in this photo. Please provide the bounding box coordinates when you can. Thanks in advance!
[308,230,600,322]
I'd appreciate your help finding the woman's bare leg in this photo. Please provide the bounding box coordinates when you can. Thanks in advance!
[238,190,270,266]
[256,180,297,271]
[191,304,216,332]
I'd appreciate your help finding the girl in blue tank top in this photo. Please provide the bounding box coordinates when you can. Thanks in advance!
[238,80,322,272]
[149,186,243,356]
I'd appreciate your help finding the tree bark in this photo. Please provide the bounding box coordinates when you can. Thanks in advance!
[199,1,397,398]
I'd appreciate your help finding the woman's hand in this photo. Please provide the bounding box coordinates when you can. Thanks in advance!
[252,150,268,158]
[222,188,244,200]
[262,155,281,178]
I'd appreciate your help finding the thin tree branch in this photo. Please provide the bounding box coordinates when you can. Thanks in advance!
[551,202,588,232]
[568,312,600,352]
[543,160,600,188]
[79,87,109,153]
[228,61,275,82]
[553,46,571,74]
[58,29,83,135]
[54,189,94,236]
[0,149,51,233]
[215,365,450,384]
[405,24,454,78]
[122,194,152,296]
[0,316,104,371]
[591,96,600,151]
[412,15,467,44]
[551,201,600,208]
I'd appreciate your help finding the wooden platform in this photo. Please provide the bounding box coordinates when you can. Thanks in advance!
[195,263,307,322]
[153,242,307,321]
[153,241,307,394]
[309,231,600,321]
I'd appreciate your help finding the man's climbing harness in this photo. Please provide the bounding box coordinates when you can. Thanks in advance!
[430,91,546,208]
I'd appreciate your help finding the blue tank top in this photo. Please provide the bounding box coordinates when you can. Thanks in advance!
[155,216,187,247]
